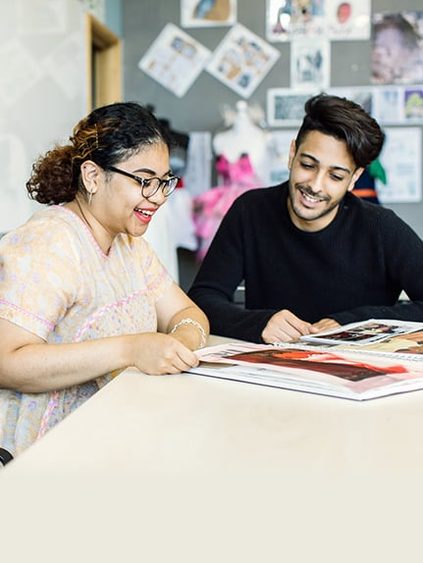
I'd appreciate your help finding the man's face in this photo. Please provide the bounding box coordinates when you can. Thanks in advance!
[287,130,363,232]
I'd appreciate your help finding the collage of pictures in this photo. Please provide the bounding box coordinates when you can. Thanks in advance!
[137,1,423,204]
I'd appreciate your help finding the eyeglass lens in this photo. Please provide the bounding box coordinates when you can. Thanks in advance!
[142,177,178,198]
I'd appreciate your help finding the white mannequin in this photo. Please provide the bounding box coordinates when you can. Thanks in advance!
[212,101,268,178]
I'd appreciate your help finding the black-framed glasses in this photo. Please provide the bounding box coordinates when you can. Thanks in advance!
[106,165,179,198]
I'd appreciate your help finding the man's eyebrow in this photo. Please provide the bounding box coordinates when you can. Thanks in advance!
[300,152,352,174]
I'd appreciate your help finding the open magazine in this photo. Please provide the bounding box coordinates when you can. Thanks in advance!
[298,318,422,346]
[190,320,423,401]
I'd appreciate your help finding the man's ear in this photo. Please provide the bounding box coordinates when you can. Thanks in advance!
[347,167,365,192]
[288,139,296,169]
[80,160,100,194]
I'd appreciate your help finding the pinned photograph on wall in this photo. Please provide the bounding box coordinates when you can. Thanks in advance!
[206,24,280,98]
[403,86,423,121]
[138,23,211,98]
[376,127,422,203]
[326,86,373,114]
[267,88,316,126]
[265,129,298,185]
[181,0,237,28]
[266,0,325,42]
[371,12,423,85]
[372,87,402,123]
[290,38,330,90]
[326,0,370,40]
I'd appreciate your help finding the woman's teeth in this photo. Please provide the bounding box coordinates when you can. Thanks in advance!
[135,208,153,216]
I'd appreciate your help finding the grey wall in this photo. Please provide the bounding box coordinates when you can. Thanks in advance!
[105,0,122,36]
[122,0,423,238]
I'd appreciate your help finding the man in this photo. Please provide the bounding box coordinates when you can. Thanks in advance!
[188,94,423,343]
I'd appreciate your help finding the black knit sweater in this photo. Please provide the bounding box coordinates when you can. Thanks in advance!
[188,183,423,343]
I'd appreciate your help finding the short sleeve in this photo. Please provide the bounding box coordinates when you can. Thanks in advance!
[0,218,82,340]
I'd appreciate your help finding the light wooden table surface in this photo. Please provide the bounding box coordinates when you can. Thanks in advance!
[1,336,423,562]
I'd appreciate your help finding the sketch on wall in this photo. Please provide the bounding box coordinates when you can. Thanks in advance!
[372,85,423,123]
[181,0,237,27]
[326,0,370,40]
[327,86,373,114]
[404,86,423,120]
[138,23,211,97]
[371,12,423,85]
[372,87,402,123]
[290,38,330,90]
[377,127,422,203]
[265,129,298,185]
[206,24,280,98]
[266,0,369,41]
[266,0,325,41]
[267,88,316,126]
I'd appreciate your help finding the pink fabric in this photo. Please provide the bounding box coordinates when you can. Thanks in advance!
[193,154,260,259]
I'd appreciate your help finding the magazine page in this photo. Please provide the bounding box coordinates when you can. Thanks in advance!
[294,322,423,361]
[193,341,423,401]
[346,327,423,359]
[299,319,422,346]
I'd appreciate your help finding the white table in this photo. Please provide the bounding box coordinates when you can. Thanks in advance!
[1,337,423,562]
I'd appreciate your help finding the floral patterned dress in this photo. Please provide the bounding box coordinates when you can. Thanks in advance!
[0,206,172,455]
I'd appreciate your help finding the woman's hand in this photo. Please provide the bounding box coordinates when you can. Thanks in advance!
[127,332,200,375]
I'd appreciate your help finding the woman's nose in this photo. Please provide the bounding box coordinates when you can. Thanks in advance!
[147,186,167,206]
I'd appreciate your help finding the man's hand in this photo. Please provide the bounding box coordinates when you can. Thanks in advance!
[261,309,319,344]
[312,318,340,332]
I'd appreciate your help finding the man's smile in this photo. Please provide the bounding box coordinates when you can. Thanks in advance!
[297,185,329,205]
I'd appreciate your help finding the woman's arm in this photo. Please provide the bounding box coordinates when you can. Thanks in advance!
[0,317,201,394]
[155,282,210,350]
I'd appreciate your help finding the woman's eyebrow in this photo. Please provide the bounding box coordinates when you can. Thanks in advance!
[132,167,172,176]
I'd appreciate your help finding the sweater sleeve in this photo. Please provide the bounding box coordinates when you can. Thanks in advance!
[188,197,276,342]
[330,210,423,325]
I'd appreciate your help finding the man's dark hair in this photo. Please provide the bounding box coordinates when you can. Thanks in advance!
[295,94,385,169]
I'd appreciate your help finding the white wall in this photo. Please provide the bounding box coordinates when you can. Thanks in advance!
[0,0,105,233]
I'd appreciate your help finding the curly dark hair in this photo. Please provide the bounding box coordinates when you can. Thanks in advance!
[295,94,385,169]
[26,102,171,205]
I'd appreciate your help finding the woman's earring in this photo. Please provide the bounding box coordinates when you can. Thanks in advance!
[87,190,93,205]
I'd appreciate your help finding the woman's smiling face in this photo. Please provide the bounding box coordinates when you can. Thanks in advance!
[94,141,171,240]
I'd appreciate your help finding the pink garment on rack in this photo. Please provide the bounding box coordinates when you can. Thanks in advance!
[193,153,261,260]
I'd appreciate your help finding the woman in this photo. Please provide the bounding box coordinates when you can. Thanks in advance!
[0,102,209,458]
